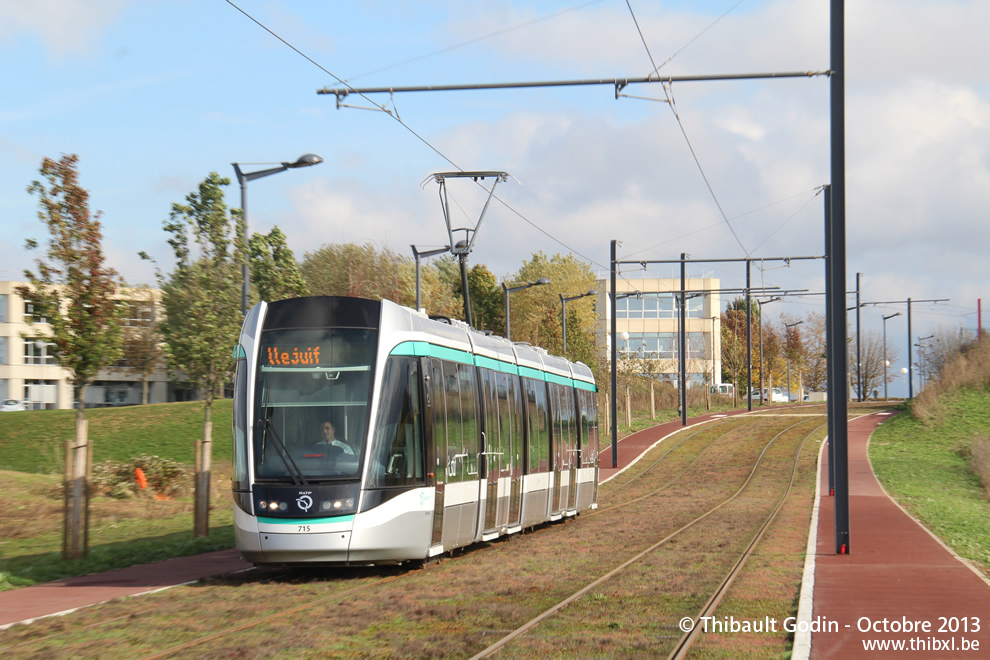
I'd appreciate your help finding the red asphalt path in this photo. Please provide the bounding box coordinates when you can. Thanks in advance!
[0,548,250,629]
[808,411,990,658]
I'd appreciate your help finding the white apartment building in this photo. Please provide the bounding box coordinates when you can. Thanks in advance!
[0,281,176,409]
[596,275,722,388]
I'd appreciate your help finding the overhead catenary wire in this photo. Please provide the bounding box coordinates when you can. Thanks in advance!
[626,0,749,256]
[225,0,609,273]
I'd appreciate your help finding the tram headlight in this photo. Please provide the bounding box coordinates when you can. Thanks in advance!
[320,498,355,512]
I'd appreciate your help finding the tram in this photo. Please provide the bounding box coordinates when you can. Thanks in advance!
[231,296,599,565]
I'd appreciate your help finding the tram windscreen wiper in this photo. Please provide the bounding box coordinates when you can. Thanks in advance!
[258,416,309,486]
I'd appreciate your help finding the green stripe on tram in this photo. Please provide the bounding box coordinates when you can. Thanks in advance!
[391,341,473,365]
[391,341,595,390]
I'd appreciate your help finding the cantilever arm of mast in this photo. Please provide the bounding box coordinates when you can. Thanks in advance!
[319,70,831,100]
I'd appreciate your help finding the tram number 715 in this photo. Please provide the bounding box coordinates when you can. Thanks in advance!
[297,525,311,533]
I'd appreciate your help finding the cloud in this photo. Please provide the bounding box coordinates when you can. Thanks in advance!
[0,0,130,59]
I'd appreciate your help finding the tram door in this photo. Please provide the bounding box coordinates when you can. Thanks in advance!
[481,370,501,535]
[481,370,522,536]
[429,359,445,548]
[566,391,579,511]
[549,383,578,514]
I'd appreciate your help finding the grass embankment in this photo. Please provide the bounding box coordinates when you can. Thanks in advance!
[0,400,235,591]
[0,399,233,473]
[870,387,990,575]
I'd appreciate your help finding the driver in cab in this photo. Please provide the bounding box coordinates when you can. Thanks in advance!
[319,420,354,455]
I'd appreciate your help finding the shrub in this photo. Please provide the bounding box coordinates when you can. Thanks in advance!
[972,435,990,500]
[913,339,990,425]
[91,455,188,498]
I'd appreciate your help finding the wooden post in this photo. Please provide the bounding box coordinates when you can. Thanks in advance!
[650,381,656,420]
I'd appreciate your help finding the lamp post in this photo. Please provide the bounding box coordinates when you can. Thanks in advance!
[915,334,935,392]
[411,245,450,312]
[502,278,550,340]
[560,290,597,353]
[882,312,901,400]
[232,154,323,315]
[784,320,804,403]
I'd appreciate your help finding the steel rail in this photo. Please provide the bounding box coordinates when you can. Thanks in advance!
[470,416,824,659]
[667,421,826,659]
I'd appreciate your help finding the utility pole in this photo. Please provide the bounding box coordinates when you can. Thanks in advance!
[860,296,950,398]
[679,253,688,426]
[829,0,850,555]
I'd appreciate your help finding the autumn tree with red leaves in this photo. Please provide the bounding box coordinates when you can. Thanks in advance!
[19,153,124,560]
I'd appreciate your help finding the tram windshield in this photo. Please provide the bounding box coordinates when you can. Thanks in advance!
[254,327,377,482]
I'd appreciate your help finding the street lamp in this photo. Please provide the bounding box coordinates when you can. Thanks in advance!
[560,289,597,353]
[232,153,323,314]
[502,278,551,340]
[411,245,450,312]
[882,312,901,399]
[915,334,935,393]
[784,320,804,403]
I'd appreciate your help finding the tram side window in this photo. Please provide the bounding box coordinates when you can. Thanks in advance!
[368,357,425,488]
[232,350,249,491]
[525,378,549,473]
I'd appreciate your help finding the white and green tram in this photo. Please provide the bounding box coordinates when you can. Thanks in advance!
[232,296,599,565]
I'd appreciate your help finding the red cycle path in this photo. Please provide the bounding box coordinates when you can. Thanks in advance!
[810,411,990,658]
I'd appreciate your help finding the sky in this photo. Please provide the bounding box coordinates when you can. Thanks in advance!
[2,0,987,395]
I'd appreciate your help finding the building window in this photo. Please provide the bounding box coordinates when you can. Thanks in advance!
[0,337,6,364]
[121,301,154,327]
[23,300,50,324]
[616,293,697,319]
[24,339,56,365]
[0,294,7,322]
[619,332,708,359]
[25,379,58,410]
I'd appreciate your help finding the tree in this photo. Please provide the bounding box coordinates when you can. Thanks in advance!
[19,153,124,559]
[248,226,307,302]
[508,253,597,350]
[154,172,243,538]
[721,303,750,401]
[301,242,414,305]
[109,285,165,405]
[852,329,899,400]
[798,312,828,392]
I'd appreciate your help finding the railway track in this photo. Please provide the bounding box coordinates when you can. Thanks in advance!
[470,415,825,658]
[0,412,830,658]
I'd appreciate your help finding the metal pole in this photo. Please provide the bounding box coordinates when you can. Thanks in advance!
[503,284,511,340]
[856,272,862,402]
[829,0,850,555]
[908,298,914,399]
[235,167,249,316]
[883,318,888,400]
[824,183,835,497]
[679,253,688,426]
[414,250,423,311]
[460,254,473,328]
[610,240,618,468]
[746,260,752,411]
[560,295,568,353]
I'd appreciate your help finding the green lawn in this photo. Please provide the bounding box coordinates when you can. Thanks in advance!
[870,388,990,574]
[0,399,233,474]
